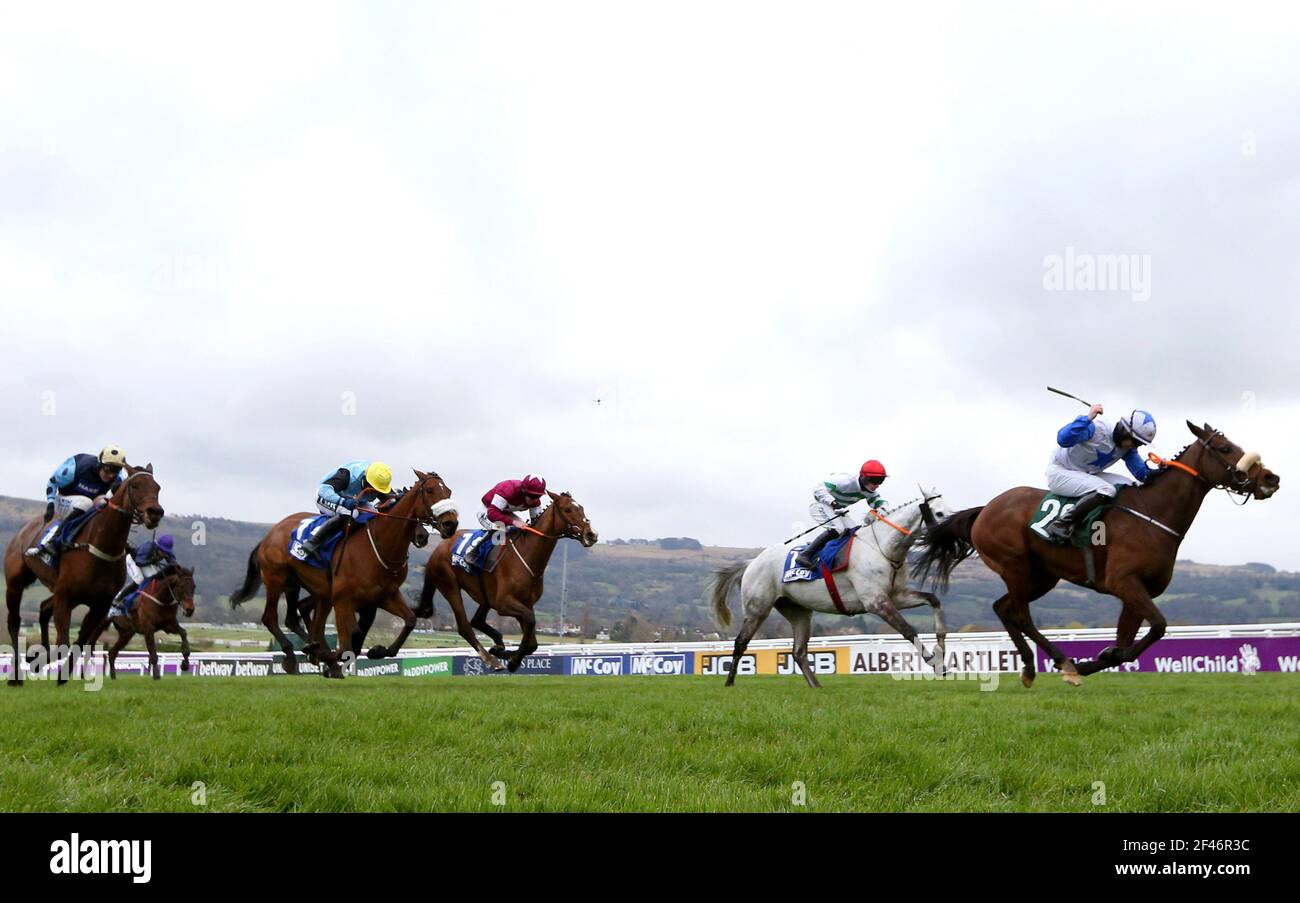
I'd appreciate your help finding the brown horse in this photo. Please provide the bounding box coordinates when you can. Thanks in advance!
[229,470,458,677]
[4,465,165,685]
[106,566,197,680]
[419,491,597,672]
[909,422,1279,687]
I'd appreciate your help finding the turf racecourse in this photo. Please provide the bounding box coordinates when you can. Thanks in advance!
[1,674,1296,812]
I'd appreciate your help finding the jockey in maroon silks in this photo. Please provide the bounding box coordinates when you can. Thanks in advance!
[479,474,548,533]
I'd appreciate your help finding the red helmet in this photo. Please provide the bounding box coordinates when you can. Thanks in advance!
[520,474,547,497]
[859,460,888,481]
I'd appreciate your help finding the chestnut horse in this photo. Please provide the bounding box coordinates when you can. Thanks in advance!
[106,566,196,680]
[229,470,458,677]
[4,465,165,685]
[419,491,597,672]
[909,422,1279,687]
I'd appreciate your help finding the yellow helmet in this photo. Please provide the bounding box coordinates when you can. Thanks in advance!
[99,445,127,468]
[365,461,393,495]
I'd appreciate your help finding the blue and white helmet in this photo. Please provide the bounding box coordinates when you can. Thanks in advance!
[1116,410,1157,446]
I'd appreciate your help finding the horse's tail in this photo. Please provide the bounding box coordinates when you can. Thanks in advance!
[906,506,983,593]
[228,545,263,608]
[708,559,750,630]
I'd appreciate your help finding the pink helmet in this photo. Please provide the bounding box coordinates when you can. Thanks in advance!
[521,474,547,497]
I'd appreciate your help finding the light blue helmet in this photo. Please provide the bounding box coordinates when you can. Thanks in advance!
[1116,410,1157,446]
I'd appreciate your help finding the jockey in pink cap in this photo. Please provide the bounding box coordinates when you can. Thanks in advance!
[479,474,548,533]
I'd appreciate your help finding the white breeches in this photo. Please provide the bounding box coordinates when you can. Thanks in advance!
[808,502,856,535]
[53,495,94,519]
[1045,465,1132,498]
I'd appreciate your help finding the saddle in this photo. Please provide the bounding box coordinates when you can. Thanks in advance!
[451,529,510,574]
[781,528,858,584]
[288,512,375,569]
[1028,493,1111,548]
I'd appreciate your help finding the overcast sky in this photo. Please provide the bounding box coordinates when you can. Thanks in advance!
[2,2,1297,568]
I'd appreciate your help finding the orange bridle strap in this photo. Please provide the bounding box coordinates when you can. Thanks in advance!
[867,508,912,536]
[1148,452,1199,477]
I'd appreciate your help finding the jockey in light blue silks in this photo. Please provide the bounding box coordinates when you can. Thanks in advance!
[289,460,395,561]
[1043,404,1159,541]
[794,460,889,571]
[109,535,179,617]
[25,444,128,567]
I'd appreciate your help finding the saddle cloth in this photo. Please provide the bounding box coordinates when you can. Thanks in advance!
[289,512,375,568]
[1028,492,1110,547]
[781,528,858,584]
[451,529,509,573]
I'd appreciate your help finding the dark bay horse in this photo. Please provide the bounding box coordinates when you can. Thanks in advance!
[909,422,1279,687]
[420,491,597,672]
[106,567,196,680]
[229,471,458,677]
[4,465,165,685]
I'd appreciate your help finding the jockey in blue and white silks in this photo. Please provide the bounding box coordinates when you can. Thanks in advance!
[110,535,179,617]
[794,460,889,570]
[25,444,128,566]
[290,460,395,561]
[1043,404,1159,540]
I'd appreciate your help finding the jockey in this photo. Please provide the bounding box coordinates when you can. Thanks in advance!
[290,460,394,561]
[25,444,128,567]
[1043,404,1159,541]
[479,474,548,533]
[794,460,889,570]
[110,535,179,617]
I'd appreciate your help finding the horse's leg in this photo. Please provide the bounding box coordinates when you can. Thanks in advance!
[441,579,503,670]
[260,577,300,675]
[367,591,415,659]
[896,589,947,675]
[470,601,507,657]
[283,581,307,642]
[34,600,53,670]
[864,593,936,669]
[143,628,160,681]
[1078,581,1165,676]
[724,582,777,688]
[352,605,379,657]
[108,621,133,680]
[327,601,356,680]
[991,593,1038,687]
[774,600,820,689]
[176,621,191,673]
[51,595,73,685]
[1078,606,1144,676]
[6,580,26,686]
[498,598,536,673]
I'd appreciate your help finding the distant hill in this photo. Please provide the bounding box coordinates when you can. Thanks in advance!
[2,495,1298,637]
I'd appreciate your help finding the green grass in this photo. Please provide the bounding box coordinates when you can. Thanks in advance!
[1,674,1296,812]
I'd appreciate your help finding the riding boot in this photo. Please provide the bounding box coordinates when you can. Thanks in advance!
[1044,491,1109,542]
[109,582,137,618]
[299,514,348,558]
[794,529,837,571]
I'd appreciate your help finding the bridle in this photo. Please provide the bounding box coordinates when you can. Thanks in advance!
[137,571,193,611]
[1148,432,1265,506]
[868,493,942,573]
[105,470,158,525]
[503,496,594,577]
[354,476,458,571]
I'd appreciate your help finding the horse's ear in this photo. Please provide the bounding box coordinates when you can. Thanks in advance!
[1187,420,1205,439]
[413,469,428,482]
[145,462,154,473]
[547,490,559,502]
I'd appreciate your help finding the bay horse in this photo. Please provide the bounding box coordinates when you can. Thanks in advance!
[709,489,953,688]
[419,491,598,672]
[909,422,1279,687]
[228,470,458,677]
[106,566,196,680]
[3,465,165,685]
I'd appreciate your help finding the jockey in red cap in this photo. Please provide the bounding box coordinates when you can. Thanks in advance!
[794,460,889,570]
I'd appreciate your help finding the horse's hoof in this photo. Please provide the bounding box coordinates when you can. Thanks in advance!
[180,661,190,672]
[488,645,507,658]
[1021,670,1035,689]
[1098,645,1122,665]
[6,678,22,687]
[413,603,433,619]
[1060,667,1082,687]
[366,646,388,660]
[281,655,300,675]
